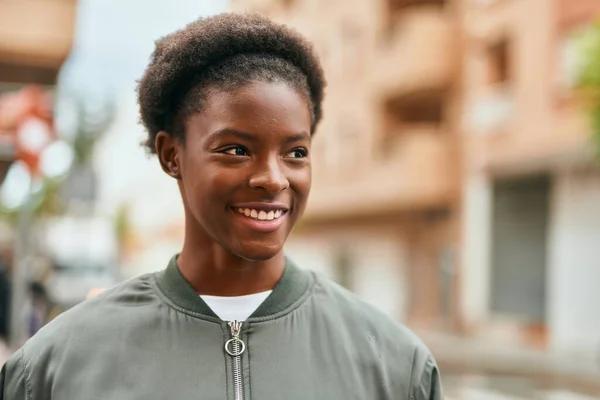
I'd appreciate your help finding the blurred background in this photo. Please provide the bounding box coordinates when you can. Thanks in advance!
[1,0,600,398]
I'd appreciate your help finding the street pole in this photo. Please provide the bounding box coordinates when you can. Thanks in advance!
[9,195,34,349]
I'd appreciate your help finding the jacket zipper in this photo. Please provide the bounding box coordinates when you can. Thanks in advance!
[225,321,245,400]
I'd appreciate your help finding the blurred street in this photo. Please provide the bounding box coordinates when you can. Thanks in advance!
[427,331,600,399]
[443,374,599,400]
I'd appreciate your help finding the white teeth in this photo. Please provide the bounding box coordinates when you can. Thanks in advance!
[236,208,285,221]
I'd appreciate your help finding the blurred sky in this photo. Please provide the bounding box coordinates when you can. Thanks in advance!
[60,0,228,94]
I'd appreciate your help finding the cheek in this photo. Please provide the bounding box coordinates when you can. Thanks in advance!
[290,167,312,197]
[180,156,218,210]
[185,167,242,215]
[186,174,219,208]
[183,174,228,229]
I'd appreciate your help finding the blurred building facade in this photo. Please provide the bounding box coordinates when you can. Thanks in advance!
[0,0,77,86]
[0,0,79,345]
[0,0,78,182]
[0,0,78,184]
[460,0,600,355]
[232,0,600,355]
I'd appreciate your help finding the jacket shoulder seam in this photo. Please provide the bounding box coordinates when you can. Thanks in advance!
[18,349,33,400]
[412,354,436,400]
[408,345,418,400]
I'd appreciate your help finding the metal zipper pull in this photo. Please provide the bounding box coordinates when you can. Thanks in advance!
[225,321,245,356]
[225,321,245,400]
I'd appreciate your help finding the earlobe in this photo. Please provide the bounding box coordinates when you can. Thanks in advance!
[155,131,182,180]
[167,155,182,180]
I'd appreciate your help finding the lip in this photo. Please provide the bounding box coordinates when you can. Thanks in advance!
[230,207,289,233]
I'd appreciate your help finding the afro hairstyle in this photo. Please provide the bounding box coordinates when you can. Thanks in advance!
[137,12,326,154]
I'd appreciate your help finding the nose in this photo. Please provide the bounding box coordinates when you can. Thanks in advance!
[248,157,289,194]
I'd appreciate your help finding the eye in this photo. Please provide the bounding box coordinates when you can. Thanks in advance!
[222,146,249,156]
[285,148,308,159]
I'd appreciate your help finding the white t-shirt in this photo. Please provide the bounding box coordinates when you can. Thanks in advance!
[200,290,272,322]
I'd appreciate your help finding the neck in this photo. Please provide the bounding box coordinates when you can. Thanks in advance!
[177,224,285,297]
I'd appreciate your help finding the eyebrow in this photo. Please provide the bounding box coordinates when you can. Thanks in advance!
[208,128,311,143]
[284,132,311,143]
[208,128,254,141]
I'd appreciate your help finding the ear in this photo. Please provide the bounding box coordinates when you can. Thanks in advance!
[155,131,182,180]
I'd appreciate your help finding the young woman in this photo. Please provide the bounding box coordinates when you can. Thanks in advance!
[1,13,444,399]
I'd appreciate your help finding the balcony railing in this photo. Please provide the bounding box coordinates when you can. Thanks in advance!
[372,6,454,98]
[305,126,455,220]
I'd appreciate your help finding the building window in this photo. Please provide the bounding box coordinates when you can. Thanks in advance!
[558,25,593,91]
[385,92,445,125]
[389,0,445,9]
[281,0,296,9]
[559,37,579,89]
[486,39,511,84]
[386,0,446,36]
[380,92,445,156]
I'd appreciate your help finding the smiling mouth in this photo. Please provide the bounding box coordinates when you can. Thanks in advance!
[234,207,287,221]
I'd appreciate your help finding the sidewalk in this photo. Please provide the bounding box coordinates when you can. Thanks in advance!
[418,331,600,394]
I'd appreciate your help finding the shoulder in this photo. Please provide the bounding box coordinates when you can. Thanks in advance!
[1,273,162,397]
[311,272,424,347]
[20,272,159,360]
[310,273,441,397]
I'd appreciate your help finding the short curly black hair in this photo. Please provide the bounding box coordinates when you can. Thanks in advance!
[137,12,326,154]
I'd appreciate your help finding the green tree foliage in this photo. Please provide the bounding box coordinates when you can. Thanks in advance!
[69,91,116,166]
[576,19,600,159]
[114,203,131,248]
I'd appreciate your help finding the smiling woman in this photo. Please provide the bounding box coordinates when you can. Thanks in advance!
[1,13,444,400]
[159,80,314,269]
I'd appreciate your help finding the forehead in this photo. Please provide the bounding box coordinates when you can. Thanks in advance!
[187,81,312,140]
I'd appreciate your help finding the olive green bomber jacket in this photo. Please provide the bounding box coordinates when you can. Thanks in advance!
[1,256,444,399]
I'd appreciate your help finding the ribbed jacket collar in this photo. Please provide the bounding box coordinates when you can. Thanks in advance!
[154,254,313,320]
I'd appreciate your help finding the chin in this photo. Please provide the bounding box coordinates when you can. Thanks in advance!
[232,242,284,262]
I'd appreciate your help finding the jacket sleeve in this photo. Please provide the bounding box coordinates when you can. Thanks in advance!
[1,349,28,400]
[412,354,444,400]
